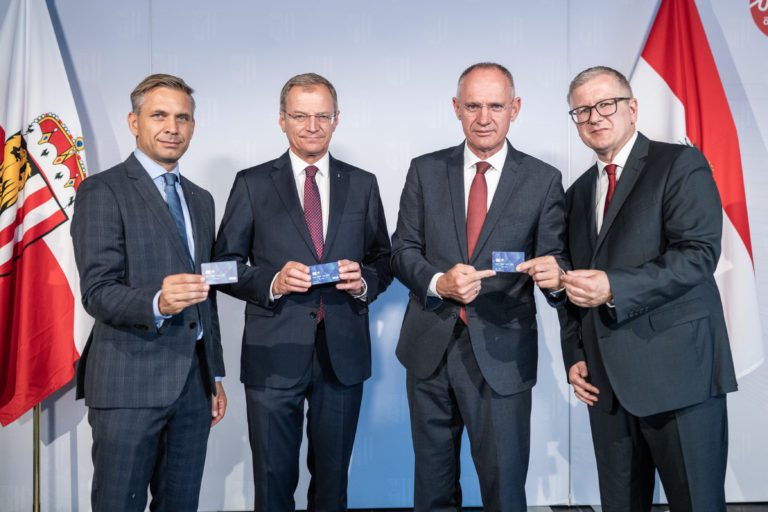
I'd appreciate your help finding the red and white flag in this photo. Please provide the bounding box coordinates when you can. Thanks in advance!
[0,0,92,425]
[631,0,763,378]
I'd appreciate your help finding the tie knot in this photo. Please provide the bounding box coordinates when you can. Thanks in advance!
[475,161,491,175]
[161,172,178,186]
[305,165,319,180]
[605,164,617,177]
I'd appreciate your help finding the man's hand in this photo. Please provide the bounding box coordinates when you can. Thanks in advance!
[336,259,363,295]
[562,269,612,308]
[568,361,600,406]
[211,381,227,427]
[436,264,496,304]
[516,255,563,290]
[158,274,210,316]
[273,261,311,296]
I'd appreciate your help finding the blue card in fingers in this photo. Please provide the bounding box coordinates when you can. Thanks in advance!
[492,251,525,272]
[201,261,238,284]
[309,262,341,285]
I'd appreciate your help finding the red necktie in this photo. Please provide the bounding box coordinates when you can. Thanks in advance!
[603,164,617,217]
[460,161,491,325]
[304,165,324,321]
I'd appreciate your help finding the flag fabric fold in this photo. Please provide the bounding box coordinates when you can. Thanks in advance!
[0,0,91,426]
[631,0,763,378]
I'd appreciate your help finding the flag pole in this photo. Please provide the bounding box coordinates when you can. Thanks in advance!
[33,403,40,512]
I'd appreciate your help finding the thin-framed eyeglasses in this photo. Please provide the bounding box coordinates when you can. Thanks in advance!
[568,97,630,124]
[284,112,336,124]
[460,102,512,115]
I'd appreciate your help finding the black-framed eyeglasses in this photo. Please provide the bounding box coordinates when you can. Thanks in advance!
[284,112,336,124]
[568,97,630,124]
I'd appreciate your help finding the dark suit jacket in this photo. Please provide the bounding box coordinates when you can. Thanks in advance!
[71,154,224,408]
[560,132,737,417]
[391,141,568,396]
[213,151,392,388]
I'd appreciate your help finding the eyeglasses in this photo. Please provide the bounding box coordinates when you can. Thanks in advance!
[460,103,511,115]
[284,112,336,124]
[568,97,630,124]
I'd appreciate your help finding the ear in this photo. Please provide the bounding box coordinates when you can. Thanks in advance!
[331,110,339,132]
[508,96,522,123]
[628,98,638,124]
[127,112,139,137]
[452,97,461,120]
[278,111,287,133]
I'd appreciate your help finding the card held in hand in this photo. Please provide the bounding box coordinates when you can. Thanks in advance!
[309,262,341,285]
[201,261,238,285]
[492,251,526,272]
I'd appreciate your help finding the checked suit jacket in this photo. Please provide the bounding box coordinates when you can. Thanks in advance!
[71,154,224,408]
[391,141,568,396]
[212,151,392,388]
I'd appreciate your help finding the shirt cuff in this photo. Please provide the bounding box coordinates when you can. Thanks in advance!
[269,272,282,302]
[215,376,222,382]
[153,289,172,328]
[428,273,444,298]
[351,277,368,301]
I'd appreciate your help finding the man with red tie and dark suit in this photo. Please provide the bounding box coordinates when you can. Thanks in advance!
[391,62,569,511]
[213,73,392,512]
[560,66,737,511]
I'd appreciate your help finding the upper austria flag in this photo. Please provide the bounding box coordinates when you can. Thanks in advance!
[0,0,92,425]
[631,0,763,378]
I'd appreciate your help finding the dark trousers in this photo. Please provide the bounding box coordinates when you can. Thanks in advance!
[245,323,364,512]
[588,394,728,512]
[406,322,532,512]
[88,343,212,512]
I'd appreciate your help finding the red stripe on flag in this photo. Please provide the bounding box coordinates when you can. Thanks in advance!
[640,0,753,260]
[0,240,77,426]
[0,184,61,247]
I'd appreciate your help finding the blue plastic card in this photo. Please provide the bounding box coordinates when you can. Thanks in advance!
[201,261,238,285]
[309,262,341,285]
[492,251,526,272]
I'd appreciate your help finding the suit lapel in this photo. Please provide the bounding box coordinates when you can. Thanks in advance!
[594,133,649,256]
[470,142,521,265]
[124,154,191,268]
[180,176,204,268]
[270,152,319,260]
[322,155,349,260]
[446,144,469,262]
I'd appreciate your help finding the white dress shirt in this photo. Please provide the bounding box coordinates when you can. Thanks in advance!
[428,142,509,297]
[595,130,638,232]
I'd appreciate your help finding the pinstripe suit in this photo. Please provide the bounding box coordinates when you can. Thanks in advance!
[71,153,224,511]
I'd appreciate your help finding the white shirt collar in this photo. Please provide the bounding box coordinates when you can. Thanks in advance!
[463,141,508,172]
[596,130,638,174]
[289,150,330,179]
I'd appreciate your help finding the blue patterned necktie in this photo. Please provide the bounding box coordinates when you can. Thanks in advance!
[161,172,193,268]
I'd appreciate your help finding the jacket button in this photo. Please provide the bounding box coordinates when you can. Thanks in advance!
[309,312,317,319]
[189,322,197,329]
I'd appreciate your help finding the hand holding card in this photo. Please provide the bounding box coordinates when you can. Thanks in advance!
[201,261,238,285]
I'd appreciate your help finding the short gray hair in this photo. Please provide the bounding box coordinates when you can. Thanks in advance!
[279,73,338,112]
[567,66,633,106]
[456,62,515,98]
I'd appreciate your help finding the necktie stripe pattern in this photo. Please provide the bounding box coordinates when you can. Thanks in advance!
[304,165,324,321]
[460,161,490,325]
[162,172,193,268]
[603,164,617,216]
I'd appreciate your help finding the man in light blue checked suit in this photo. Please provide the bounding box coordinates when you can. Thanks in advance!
[71,74,226,512]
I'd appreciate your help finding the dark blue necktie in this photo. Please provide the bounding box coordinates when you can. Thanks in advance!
[162,172,193,268]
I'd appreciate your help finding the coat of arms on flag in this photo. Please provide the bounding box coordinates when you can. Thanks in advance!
[1,114,85,276]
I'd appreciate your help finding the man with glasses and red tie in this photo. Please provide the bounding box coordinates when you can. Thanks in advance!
[559,66,737,512]
[391,62,568,511]
[213,72,392,512]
